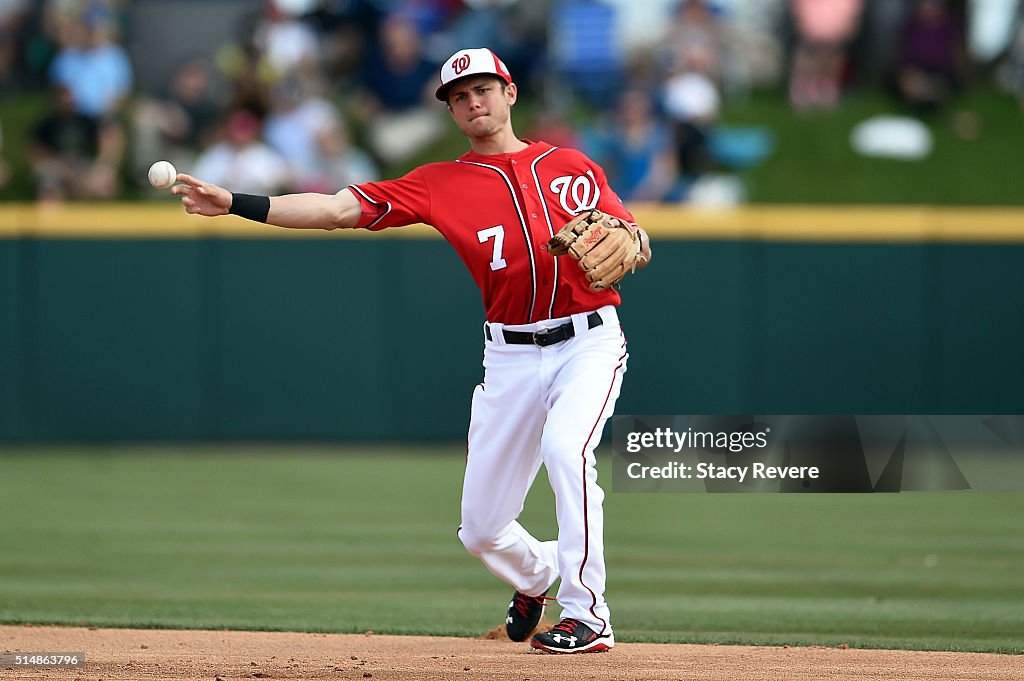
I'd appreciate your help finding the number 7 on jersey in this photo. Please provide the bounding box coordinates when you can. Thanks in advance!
[477,225,507,271]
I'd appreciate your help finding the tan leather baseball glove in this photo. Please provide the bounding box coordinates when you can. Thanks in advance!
[547,209,643,291]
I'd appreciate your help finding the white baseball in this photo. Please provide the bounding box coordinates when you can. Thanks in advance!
[148,160,177,189]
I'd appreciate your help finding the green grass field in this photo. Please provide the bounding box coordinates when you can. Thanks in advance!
[717,86,1024,205]
[0,447,1021,653]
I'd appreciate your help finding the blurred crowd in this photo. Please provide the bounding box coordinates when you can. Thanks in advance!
[0,0,1021,204]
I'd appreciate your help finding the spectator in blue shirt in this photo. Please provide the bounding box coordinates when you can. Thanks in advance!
[49,6,132,122]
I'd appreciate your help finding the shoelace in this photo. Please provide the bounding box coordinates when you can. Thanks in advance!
[512,592,548,617]
[552,618,581,635]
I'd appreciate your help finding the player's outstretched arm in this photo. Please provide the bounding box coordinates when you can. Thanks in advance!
[172,173,361,230]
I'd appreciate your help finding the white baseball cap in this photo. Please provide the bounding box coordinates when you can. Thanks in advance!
[435,48,512,102]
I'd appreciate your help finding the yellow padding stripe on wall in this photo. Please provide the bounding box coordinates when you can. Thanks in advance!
[0,203,1021,242]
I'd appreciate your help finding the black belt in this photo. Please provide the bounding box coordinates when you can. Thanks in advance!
[485,311,603,347]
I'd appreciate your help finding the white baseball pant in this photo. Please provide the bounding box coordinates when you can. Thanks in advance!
[458,305,627,636]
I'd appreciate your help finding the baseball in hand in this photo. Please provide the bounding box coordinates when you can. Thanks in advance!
[148,160,177,189]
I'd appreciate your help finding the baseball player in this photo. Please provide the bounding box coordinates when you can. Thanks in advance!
[172,48,651,654]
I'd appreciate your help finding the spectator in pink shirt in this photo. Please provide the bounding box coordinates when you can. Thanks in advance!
[788,0,864,110]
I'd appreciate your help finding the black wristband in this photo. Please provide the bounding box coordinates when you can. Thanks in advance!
[229,193,271,223]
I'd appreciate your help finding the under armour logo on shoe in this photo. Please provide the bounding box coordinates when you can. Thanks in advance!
[551,634,577,646]
[531,618,612,654]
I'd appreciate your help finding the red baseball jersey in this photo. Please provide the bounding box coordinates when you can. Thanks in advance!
[350,141,637,325]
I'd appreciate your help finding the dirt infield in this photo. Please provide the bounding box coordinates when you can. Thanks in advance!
[2,625,1020,681]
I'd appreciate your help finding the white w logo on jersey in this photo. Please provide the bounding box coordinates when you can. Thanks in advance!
[550,171,601,215]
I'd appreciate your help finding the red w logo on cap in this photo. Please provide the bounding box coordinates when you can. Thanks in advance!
[453,54,471,75]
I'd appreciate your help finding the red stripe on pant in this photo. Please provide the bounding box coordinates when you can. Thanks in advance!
[577,343,627,635]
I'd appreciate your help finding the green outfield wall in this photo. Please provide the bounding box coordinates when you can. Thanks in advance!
[0,205,1021,441]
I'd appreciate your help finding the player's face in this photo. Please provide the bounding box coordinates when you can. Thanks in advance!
[447,76,517,140]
